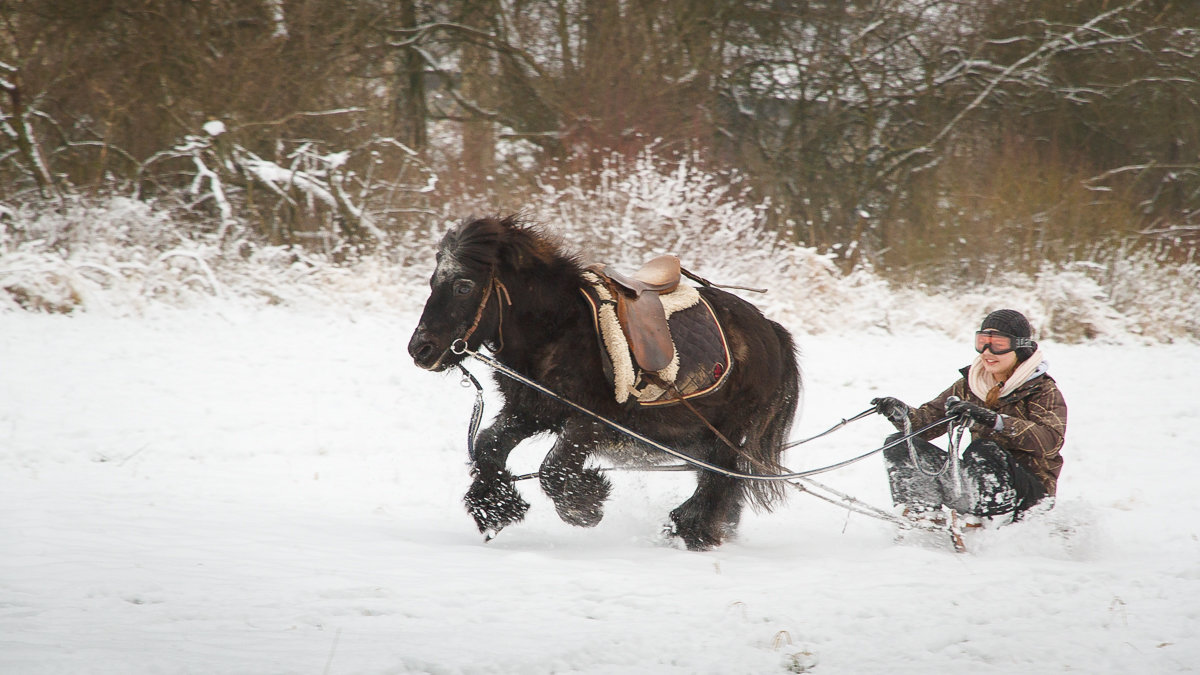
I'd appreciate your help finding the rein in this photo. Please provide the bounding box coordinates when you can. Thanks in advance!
[451,341,958,483]
[456,364,486,462]
[783,408,877,449]
[900,396,968,496]
[655,375,877,479]
[453,269,510,462]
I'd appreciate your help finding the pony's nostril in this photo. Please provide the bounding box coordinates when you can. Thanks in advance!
[415,342,435,362]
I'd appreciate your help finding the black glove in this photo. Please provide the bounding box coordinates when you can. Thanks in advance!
[946,399,999,429]
[871,396,910,430]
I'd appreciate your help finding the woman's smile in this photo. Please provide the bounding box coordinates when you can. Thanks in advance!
[980,348,1017,378]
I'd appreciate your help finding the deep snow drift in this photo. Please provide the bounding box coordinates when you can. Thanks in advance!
[2,305,1198,674]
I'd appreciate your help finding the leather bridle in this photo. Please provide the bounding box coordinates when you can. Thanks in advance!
[458,268,512,352]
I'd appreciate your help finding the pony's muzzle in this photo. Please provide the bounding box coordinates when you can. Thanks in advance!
[408,327,450,371]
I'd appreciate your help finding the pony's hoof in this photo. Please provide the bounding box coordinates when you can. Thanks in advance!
[541,466,611,528]
[667,507,720,551]
[554,500,604,528]
[464,473,530,536]
[656,522,688,550]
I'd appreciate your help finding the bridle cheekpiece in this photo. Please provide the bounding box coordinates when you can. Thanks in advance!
[458,267,512,353]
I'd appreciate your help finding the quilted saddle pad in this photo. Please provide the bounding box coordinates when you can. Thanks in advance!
[581,272,732,406]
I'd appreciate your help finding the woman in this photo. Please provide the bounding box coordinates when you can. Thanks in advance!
[872,309,1067,523]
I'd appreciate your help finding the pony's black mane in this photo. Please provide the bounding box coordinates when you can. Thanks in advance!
[441,215,582,279]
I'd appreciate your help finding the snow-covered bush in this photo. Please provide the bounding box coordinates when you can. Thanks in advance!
[1,196,172,313]
[1034,264,1125,342]
[133,122,438,252]
[477,148,1200,343]
[1096,248,1200,342]
[2,147,1198,344]
[0,195,419,315]
[508,149,850,328]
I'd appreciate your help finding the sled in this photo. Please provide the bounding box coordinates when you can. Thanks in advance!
[894,506,989,553]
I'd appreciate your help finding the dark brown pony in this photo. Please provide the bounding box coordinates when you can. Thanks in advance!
[408,216,801,550]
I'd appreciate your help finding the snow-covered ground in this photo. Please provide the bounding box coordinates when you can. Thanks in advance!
[2,305,1198,674]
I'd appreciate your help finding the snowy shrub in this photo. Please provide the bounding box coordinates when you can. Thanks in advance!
[2,150,1198,344]
[499,149,1200,342]
[1034,264,1125,342]
[528,151,780,275]
[0,195,419,315]
[499,148,853,331]
[135,122,438,250]
[0,196,176,313]
[1096,248,1200,342]
[0,247,88,313]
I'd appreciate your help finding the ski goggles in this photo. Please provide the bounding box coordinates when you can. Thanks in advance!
[974,331,1036,355]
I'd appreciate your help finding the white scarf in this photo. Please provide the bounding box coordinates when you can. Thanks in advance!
[967,348,1047,402]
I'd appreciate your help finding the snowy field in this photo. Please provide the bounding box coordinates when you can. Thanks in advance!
[2,304,1199,674]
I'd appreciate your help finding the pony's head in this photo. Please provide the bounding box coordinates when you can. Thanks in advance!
[407,215,561,371]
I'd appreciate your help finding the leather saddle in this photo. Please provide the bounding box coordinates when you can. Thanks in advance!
[588,255,681,372]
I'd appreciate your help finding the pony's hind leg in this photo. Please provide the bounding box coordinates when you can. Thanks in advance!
[668,467,744,551]
[539,425,612,528]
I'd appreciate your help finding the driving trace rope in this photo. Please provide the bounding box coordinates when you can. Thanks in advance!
[447,264,974,532]
[452,340,967,531]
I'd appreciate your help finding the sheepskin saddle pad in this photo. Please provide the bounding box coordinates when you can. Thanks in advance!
[580,269,732,406]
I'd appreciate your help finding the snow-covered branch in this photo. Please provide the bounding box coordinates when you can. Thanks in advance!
[878,0,1153,180]
[131,122,440,251]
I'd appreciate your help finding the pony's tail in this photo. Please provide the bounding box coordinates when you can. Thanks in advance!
[741,320,802,510]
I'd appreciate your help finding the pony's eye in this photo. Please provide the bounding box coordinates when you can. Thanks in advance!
[453,279,475,296]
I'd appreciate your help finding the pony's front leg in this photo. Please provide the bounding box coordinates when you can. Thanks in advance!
[464,415,539,539]
[539,422,612,528]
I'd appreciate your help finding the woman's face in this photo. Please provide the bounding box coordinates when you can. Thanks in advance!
[977,333,1019,379]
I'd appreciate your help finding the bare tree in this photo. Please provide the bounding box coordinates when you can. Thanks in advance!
[1,59,58,198]
[3,0,1195,264]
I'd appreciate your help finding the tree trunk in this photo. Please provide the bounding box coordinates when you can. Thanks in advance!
[394,0,427,149]
[2,72,58,198]
[460,0,496,178]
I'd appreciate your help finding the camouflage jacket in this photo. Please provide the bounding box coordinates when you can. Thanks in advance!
[908,367,1067,495]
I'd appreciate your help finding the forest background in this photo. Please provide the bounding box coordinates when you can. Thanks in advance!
[3,0,1199,340]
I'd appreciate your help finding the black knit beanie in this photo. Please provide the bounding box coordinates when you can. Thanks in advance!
[980,309,1037,362]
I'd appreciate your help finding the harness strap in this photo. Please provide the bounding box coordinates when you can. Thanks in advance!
[679,266,767,294]
[457,364,486,462]
[648,373,781,476]
[460,270,511,351]
[452,349,971,534]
